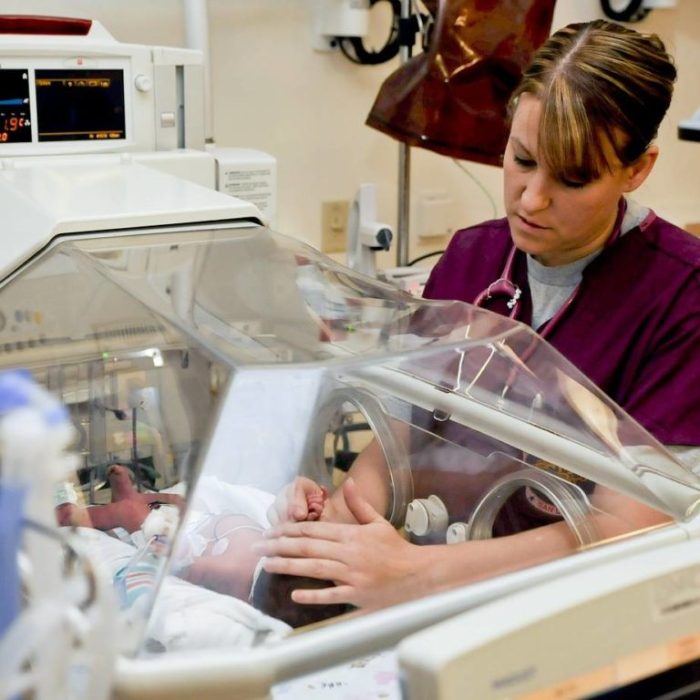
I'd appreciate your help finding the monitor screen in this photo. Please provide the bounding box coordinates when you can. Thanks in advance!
[35,69,126,142]
[0,68,32,143]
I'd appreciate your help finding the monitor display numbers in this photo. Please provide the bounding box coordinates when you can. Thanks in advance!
[35,69,126,142]
[0,69,32,143]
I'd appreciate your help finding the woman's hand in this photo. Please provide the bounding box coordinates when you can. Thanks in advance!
[255,477,427,610]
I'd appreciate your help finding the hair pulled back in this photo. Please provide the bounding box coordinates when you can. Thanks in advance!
[510,19,676,182]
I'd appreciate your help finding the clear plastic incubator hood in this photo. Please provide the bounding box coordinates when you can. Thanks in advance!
[3,165,700,700]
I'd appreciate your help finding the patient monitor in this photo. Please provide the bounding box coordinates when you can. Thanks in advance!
[0,14,276,222]
[0,15,204,155]
[3,14,700,700]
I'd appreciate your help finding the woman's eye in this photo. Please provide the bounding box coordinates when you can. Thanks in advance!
[561,178,586,189]
[513,155,535,168]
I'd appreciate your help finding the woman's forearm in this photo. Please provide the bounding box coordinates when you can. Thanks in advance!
[325,438,394,523]
[415,520,580,597]
[415,497,671,597]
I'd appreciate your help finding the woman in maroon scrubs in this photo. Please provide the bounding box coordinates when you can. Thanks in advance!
[257,20,700,612]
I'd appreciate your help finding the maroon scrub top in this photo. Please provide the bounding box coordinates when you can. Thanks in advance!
[423,208,700,447]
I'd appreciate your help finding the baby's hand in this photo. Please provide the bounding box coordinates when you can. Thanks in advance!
[305,486,329,521]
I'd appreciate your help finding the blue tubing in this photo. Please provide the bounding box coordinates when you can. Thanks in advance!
[0,483,26,639]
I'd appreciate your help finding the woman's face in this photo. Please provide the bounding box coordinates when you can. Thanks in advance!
[503,93,653,266]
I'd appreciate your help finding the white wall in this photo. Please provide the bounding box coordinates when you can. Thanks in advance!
[3,0,700,263]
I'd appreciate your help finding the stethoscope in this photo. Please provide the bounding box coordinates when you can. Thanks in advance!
[456,202,653,402]
[471,202,650,338]
[472,244,576,340]
[450,243,539,401]
[473,246,523,319]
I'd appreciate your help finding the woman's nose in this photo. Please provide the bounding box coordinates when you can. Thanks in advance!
[520,173,551,212]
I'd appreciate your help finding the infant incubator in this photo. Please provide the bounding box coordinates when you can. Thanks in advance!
[2,164,700,699]
[2,15,700,700]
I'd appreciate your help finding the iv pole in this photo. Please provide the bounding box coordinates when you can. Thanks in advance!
[183,0,214,144]
[396,0,413,268]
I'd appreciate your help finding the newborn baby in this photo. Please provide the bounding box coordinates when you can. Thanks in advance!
[56,467,349,627]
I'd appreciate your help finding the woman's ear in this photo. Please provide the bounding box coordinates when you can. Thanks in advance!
[623,145,659,192]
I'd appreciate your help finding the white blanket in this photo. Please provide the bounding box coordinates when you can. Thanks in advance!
[76,527,290,652]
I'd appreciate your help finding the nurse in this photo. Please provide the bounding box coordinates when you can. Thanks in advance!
[255,19,700,611]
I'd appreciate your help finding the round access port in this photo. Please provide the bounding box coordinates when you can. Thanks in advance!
[305,385,413,527]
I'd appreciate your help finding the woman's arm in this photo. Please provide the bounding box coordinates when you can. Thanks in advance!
[255,478,672,610]
[321,437,395,523]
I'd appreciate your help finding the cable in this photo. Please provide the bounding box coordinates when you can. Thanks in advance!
[407,157,498,267]
[452,158,498,219]
[407,249,443,266]
[338,0,404,66]
[600,0,650,22]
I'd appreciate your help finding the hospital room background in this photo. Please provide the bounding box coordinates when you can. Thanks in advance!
[3,0,699,263]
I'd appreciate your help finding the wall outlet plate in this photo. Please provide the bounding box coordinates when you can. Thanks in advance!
[321,200,349,253]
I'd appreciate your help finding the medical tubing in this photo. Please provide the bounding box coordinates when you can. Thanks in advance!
[352,365,700,520]
[0,372,52,652]
[0,483,25,641]
[212,523,264,541]
[463,467,598,547]
[62,531,118,700]
[0,371,116,700]
[0,390,77,606]
[309,386,413,526]
[0,601,64,700]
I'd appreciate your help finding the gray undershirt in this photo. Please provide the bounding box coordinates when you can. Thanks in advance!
[526,198,650,331]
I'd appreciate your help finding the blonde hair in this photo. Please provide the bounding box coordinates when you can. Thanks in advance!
[509,19,676,183]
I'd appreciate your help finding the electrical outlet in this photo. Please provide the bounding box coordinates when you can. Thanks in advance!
[321,200,349,253]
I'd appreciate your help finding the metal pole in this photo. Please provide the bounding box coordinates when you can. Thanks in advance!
[396,0,412,267]
[397,140,411,267]
[183,0,213,143]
